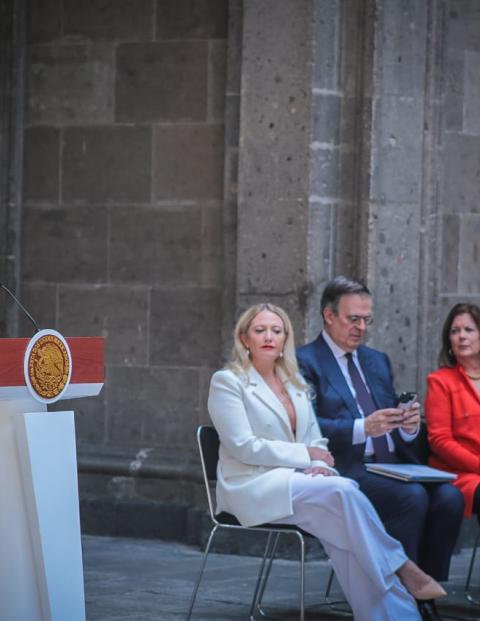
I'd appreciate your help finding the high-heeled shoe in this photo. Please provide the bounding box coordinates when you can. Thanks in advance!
[397,561,447,601]
[406,577,447,601]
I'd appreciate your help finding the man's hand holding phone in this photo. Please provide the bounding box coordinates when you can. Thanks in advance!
[364,407,405,437]
[397,391,420,434]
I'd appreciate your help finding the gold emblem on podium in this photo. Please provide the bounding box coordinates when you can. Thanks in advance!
[24,330,72,403]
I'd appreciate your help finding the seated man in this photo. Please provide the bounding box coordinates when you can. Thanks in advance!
[297,275,464,621]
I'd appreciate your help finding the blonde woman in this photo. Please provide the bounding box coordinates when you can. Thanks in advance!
[208,303,445,621]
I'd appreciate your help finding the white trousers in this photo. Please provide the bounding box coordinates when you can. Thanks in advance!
[273,473,421,621]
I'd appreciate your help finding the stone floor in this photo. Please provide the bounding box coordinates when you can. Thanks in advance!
[83,534,480,621]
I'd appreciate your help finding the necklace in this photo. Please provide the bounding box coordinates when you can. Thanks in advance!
[466,372,480,380]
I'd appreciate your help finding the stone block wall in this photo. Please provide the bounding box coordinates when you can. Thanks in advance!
[21,0,227,469]
[2,0,480,544]
[438,1,480,321]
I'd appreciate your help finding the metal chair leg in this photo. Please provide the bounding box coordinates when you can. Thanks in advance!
[186,525,219,621]
[299,532,305,621]
[249,532,278,620]
[324,566,351,613]
[253,533,281,618]
[325,567,335,601]
[252,531,305,621]
[465,528,480,606]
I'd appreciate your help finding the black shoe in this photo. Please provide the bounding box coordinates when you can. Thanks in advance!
[418,599,444,621]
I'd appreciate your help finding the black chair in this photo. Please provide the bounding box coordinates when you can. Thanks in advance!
[186,425,350,621]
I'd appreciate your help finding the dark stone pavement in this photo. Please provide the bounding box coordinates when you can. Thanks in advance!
[83,535,480,621]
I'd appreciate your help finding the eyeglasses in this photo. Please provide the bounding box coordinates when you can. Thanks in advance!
[346,314,373,326]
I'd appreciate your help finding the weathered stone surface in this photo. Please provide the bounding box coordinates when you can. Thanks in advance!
[237,199,308,295]
[225,94,240,148]
[226,0,243,94]
[239,2,312,202]
[27,0,61,44]
[376,0,427,98]
[63,0,154,42]
[153,124,224,200]
[208,40,227,122]
[443,133,480,213]
[62,126,151,204]
[106,366,199,446]
[312,0,340,92]
[371,95,424,203]
[28,45,115,125]
[23,126,59,203]
[235,0,313,326]
[304,203,333,342]
[367,202,421,390]
[150,288,221,366]
[58,285,149,366]
[109,207,202,286]
[333,200,356,276]
[464,50,480,135]
[458,215,480,293]
[17,282,57,335]
[115,42,208,123]
[201,205,222,287]
[443,54,464,132]
[441,214,460,292]
[155,0,227,40]
[310,146,339,199]
[341,0,371,98]
[22,206,108,283]
[312,93,341,146]
[446,1,480,52]
[445,94,464,132]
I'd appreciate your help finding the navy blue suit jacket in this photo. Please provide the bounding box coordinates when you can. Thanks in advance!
[297,334,419,476]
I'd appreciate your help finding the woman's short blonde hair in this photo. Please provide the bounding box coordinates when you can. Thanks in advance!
[228,302,306,390]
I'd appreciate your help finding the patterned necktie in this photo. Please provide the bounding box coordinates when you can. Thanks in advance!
[345,353,394,463]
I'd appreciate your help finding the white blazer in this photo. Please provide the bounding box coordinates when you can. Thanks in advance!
[207,366,337,527]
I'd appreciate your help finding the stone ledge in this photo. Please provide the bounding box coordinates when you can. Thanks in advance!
[77,444,203,483]
[76,444,479,557]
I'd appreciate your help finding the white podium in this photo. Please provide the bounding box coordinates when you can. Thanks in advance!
[0,336,104,621]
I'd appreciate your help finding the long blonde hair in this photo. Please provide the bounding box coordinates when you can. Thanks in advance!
[228,303,306,390]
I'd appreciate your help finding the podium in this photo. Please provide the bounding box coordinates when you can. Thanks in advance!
[0,335,104,621]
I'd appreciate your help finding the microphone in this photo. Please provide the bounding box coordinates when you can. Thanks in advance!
[0,282,40,334]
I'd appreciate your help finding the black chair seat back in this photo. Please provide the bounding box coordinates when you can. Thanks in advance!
[199,425,220,482]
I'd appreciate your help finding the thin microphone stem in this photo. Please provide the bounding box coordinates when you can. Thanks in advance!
[0,283,40,334]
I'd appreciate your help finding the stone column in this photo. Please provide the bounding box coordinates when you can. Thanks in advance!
[306,0,374,339]
[234,0,314,336]
[361,0,430,390]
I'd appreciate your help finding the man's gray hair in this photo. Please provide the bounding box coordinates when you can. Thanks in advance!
[321,276,371,315]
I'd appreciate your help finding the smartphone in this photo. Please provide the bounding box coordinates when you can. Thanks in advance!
[397,391,417,410]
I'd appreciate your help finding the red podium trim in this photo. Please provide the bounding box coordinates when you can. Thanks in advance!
[0,337,104,387]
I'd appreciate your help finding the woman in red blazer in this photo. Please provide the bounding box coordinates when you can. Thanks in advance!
[425,303,480,518]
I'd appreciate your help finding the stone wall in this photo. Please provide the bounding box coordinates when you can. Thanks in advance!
[12,0,228,539]
[1,0,480,543]
[21,0,227,459]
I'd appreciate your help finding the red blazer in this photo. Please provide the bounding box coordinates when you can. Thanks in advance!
[425,365,480,516]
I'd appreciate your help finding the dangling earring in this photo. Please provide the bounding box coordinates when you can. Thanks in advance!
[246,347,251,358]
[448,347,453,357]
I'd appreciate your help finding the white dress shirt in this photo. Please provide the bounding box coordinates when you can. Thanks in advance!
[321,330,417,457]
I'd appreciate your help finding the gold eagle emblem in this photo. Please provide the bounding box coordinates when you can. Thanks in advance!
[28,334,70,399]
